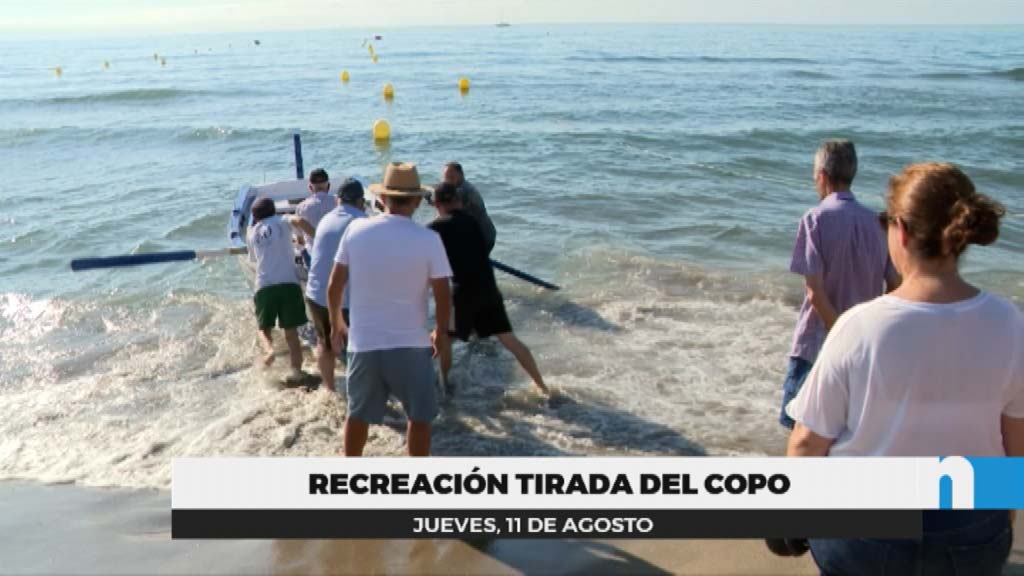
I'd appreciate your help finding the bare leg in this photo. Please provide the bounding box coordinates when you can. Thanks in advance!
[344,417,369,456]
[407,421,432,456]
[284,328,303,373]
[259,329,275,367]
[439,351,451,382]
[317,342,335,392]
[495,332,548,394]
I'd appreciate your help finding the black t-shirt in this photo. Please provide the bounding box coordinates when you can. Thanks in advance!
[428,209,500,310]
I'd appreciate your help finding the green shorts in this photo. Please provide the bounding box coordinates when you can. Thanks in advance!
[254,283,308,330]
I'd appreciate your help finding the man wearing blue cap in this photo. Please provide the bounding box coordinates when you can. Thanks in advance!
[304,177,367,392]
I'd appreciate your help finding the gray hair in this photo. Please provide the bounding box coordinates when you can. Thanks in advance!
[814,140,858,187]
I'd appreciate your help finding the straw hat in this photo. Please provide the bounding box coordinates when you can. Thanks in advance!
[368,162,433,197]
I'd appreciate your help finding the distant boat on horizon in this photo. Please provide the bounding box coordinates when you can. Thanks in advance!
[496,22,511,28]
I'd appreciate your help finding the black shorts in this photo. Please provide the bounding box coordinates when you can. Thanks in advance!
[306,298,348,351]
[452,291,512,341]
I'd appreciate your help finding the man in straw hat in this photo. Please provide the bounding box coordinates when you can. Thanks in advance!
[327,162,452,456]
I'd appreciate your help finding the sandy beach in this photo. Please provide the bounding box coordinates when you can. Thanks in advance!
[1,480,1021,575]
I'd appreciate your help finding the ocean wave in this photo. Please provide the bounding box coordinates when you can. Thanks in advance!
[7,88,213,106]
[0,125,316,147]
[917,72,975,80]
[788,70,834,79]
[987,66,1024,81]
[566,54,815,65]
[917,67,1024,81]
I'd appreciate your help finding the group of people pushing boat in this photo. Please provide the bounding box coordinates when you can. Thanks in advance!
[245,160,547,458]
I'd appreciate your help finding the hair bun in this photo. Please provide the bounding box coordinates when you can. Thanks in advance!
[942,194,1005,256]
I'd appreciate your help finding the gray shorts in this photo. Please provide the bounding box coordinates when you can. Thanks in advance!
[345,347,438,424]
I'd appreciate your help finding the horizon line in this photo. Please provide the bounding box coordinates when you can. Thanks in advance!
[4,20,1024,40]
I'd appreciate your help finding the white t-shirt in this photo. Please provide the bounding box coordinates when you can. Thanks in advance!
[246,215,299,291]
[295,192,336,245]
[305,204,365,308]
[335,214,452,353]
[787,292,1024,457]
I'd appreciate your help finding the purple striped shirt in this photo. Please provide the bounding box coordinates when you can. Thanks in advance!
[789,191,892,362]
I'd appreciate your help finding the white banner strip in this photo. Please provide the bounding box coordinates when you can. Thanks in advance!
[172,457,970,510]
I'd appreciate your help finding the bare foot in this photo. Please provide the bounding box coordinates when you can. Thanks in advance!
[262,351,276,368]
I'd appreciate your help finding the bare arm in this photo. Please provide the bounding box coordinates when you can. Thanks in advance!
[430,278,452,373]
[327,263,349,350]
[805,275,839,331]
[290,217,316,240]
[431,278,451,334]
[786,423,835,457]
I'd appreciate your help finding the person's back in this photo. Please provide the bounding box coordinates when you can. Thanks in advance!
[789,191,891,360]
[296,192,335,244]
[428,208,497,303]
[248,214,298,290]
[295,168,336,246]
[791,292,1023,457]
[458,180,496,249]
[341,214,448,352]
[307,203,364,308]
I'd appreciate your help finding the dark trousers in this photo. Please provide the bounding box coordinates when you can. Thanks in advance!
[779,356,813,429]
[809,510,1012,576]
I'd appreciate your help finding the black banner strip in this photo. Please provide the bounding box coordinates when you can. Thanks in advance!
[172,509,922,539]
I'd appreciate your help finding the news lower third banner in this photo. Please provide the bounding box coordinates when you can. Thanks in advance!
[171,457,1024,539]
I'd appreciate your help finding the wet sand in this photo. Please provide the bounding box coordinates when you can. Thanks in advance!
[2,480,1022,575]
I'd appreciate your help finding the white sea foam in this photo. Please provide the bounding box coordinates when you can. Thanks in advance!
[1,250,797,489]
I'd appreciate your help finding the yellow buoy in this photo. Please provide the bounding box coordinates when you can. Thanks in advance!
[103,61,110,70]
[372,55,379,64]
[382,82,394,100]
[368,44,374,54]
[372,119,391,142]
[53,66,63,78]
[340,70,350,83]
[458,77,470,93]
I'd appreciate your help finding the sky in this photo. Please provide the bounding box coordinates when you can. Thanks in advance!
[2,0,1023,36]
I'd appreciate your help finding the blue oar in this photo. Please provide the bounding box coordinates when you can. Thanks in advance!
[490,259,560,291]
[70,247,247,272]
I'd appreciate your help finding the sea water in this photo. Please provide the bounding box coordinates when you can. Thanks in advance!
[1,25,1021,488]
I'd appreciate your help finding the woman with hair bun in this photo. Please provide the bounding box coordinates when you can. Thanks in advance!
[784,163,1022,575]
